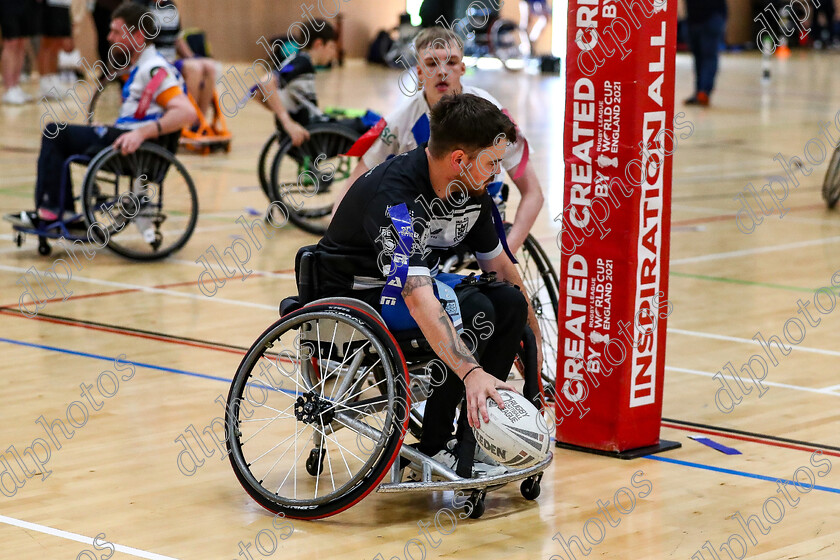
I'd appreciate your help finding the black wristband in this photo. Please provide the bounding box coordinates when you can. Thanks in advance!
[155,120,163,137]
[462,365,482,384]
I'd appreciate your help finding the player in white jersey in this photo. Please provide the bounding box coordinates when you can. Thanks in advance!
[335,27,545,253]
[5,1,196,228]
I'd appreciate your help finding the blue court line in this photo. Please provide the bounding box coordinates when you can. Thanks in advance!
[0,336,232,384]
[11,335,837,494]
[0,337,305,398]
[644,455,840,495]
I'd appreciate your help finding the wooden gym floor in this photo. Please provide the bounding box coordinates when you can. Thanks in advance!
[1,51,839,559]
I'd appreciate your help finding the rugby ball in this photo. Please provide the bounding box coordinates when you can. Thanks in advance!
[473,390,550,469]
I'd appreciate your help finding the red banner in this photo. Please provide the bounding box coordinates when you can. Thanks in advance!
[556,0,676,452]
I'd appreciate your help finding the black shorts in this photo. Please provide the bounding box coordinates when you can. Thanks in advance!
[0,0,39,39]
[40,4,72,38]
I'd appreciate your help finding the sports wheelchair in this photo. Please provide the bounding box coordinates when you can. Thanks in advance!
[258,108,379,235]
[87,71,232,155]
[459,4,531,71]
[9,132,198,260]
[225,246,553,520]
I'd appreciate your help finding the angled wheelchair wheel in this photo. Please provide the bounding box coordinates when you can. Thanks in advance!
[86,73,126,125]
[516,233,559,391]
[81,143,198,260]
[269,123,361,236]
[258,132,282,199]
[226,301,409,520]
[823,144,840,209]
[489,19,530,71]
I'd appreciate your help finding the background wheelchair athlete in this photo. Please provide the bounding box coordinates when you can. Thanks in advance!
[134,0,232,153]
[4,1,198,258]
[247,19,383,233]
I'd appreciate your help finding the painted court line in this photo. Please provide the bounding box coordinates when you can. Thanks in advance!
[167,258,296,279]
[643,456,840,495]
[669,271,840,294]
[0,514,181,560]
[668,328,840,359]
[0,264,276,311]
[0,337,233,383]
[672,235,840,265]
[665,366,839,396]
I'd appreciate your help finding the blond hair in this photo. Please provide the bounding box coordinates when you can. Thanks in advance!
[413,27,464,56]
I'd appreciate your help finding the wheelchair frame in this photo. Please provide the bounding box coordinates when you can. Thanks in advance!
[225,248,552,520]
[178,90,233,155]
[9,134,199,261]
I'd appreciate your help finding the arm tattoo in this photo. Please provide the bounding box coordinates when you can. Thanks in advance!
[402,275,433,298]
[435,306,479,369]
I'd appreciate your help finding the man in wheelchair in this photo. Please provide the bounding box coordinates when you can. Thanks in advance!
[314,94,545,478]
[4,1,196,230]
[252,20,339,148]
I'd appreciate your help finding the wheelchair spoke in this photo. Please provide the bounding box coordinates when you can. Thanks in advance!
[330,395,388,420]
[336,374,386,406]
[319,416,337,493]
[315,423,366,464]
[247,427,299,468]
[265,352,311,396]
[239,403,296,445]
[322,318,338,392]
[239,410,295,423]
[323,427,353,485]
[327,327,356,400]
[275,425,310,496]
[333,357,382,406]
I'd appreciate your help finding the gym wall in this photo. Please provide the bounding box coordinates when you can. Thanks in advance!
[68,0,759,66]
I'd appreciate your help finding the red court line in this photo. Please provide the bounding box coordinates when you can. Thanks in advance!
[0,308,247,355]
[661,422,840,459]
[3,304,837,457]
[0,267,297,309]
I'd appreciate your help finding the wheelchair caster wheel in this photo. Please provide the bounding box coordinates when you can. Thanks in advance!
[466,490,486,519]
[38,238,51,256]
[14,232,24,247]
[520,476,541,500]
[305,448,326,476]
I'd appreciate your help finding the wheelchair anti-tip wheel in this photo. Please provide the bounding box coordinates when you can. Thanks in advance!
[823,144,840,209]
[226,301,409,520]
[269,123,361,236]
[81,143,198,260]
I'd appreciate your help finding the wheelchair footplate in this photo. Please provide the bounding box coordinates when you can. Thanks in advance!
[7,214,90,256]
[377,444,552,519]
